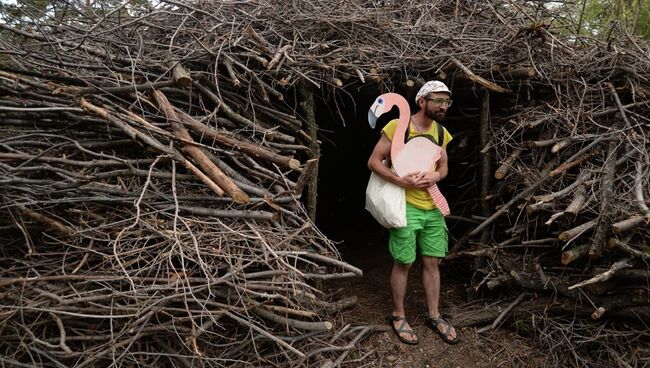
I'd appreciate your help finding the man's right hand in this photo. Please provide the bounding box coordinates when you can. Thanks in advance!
[398,172,421,189]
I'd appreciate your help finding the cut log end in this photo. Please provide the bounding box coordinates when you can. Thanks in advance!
[289,158,301,170]
[551,139,571,154]
[232,191,251,204]
[172,63,193,87]
[561,244,589,265]
[175,76,192,88]
[591,307,606,320]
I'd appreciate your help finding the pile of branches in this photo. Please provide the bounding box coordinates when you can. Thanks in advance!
[1,0,649,366]
[440,4,650,367]
[0,1,373,367]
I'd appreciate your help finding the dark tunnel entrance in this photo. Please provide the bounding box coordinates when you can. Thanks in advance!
[313,81,485,271]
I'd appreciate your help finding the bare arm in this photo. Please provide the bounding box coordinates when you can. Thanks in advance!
[367,134,419,189]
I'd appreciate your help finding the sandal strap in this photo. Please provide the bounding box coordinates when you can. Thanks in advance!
[424,313,446,326]
[387,316,415,335]
[394,319,416,336]
[426,314,457,342]
[440,321,453,338]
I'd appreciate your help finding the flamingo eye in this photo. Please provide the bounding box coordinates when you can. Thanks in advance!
[377,97,383,104]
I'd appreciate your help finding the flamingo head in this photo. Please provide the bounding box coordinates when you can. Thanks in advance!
[368,92,406,128]
[368,93,391,128]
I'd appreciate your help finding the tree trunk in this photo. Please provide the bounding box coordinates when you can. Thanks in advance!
[297,84,320,222]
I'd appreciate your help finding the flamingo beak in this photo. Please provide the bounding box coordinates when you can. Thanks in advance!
[367,100,384,129]
[367,107,378,129]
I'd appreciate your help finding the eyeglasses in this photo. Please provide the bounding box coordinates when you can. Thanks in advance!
[425,98,453,107]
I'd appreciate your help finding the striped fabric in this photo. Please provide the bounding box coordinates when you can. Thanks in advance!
[427,184,450,216]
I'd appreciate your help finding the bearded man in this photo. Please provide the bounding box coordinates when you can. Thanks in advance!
[367,81,460,345]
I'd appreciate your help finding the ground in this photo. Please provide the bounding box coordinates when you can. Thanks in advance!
[328,235,547,368]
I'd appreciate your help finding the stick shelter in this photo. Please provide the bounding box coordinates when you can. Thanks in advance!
[1,1,649,366]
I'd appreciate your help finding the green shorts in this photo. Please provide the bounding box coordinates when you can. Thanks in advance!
[389,203,448,264]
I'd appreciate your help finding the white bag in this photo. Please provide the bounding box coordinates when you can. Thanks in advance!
[365,171,406,228]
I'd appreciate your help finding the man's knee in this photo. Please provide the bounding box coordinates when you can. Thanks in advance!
[422,256,440,270]
[393,261,413,273]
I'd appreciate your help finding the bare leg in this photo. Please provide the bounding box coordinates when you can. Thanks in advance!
[422,256,441,317]
[390,262,417,342]
[422,256,457,339]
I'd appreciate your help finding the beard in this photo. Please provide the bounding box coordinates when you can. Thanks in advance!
[425,105,446,122]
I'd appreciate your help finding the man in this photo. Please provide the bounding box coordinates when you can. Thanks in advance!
[367,81,459,345]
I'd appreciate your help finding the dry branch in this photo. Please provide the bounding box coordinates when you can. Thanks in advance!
[494,148,522,180]
[558,220,597,241]
[151,90,250,203]
[451,58,511,93]
[568,259,632,290]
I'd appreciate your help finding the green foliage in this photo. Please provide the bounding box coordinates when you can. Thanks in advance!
[559,0,649,39]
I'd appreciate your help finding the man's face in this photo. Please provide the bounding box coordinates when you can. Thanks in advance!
[421,92,451,122]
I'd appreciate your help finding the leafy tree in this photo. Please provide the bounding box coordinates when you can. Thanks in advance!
[571,0,649,39]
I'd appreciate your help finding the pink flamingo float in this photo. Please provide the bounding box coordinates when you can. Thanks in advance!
[368,93,450,216]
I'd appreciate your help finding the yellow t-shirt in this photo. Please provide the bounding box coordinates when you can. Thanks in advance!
[382,119,453,210]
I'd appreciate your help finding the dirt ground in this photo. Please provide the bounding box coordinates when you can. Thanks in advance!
[328,236,547,368]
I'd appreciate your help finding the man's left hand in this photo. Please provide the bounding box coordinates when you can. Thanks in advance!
[413,171,440,189]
